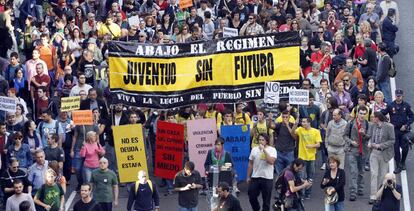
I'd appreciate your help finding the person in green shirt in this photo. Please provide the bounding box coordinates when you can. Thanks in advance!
[90,157,119,210]
[33,168,65,211]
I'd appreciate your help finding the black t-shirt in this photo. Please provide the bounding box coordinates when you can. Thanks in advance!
[274,123,296,152]
[363,47,377,71]
[0,169,31,200]
[379,184,402,211]
[44,146,65,163]
[73,199,102,211]
[174,170,202,208]
[79,60,100,86]
[218,194,242,211]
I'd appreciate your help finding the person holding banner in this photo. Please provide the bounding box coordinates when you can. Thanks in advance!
[217,110,234,136]
[174,161,202,211]
[246,133,276,211]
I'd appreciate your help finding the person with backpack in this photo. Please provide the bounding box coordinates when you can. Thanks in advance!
[90,157,118,211]
[343,105,371,201]
[33,168,65,211]
[251,109,273,148]
[376,43,393,104]
[36,109,63,148]
[127,170,159,211]
[73,183,102,211]
[275,158,311,211]
[234,103,252,127]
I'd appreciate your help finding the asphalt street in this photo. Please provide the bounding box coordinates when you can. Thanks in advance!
[63,0,414,210]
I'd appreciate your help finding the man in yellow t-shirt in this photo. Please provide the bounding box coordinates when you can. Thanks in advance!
[234,103,252,127]
[98,14,121,39]
[294,117,322,199]
[204,105,223,125]
[251,109,274,148]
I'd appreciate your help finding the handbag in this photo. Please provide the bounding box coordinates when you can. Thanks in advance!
[324,187,339,205]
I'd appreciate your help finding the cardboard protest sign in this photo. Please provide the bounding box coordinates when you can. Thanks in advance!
[264,82,280,104]
[72,110,93,125]
[60,96,81,112]
[113,124,148,183]
[187,119,217,177]
[155,121,185,180]
[179,0,193,9]
[289,89,309,105]
[221,125,250,181]
[0,96,16,113]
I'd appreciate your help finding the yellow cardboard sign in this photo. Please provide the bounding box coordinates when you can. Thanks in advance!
[60,96,81,112]
[113,124,148,183]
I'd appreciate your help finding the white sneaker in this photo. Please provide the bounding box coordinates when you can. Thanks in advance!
[320,163,326,170]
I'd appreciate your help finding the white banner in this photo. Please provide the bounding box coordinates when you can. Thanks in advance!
[223,27,239,38]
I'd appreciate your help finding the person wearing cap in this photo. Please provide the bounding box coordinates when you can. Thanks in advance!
[382,89,414,174]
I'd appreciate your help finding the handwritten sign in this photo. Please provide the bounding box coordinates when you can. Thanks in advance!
[264,82,280,104]
[113,124,148,183]
[0,96,16,113]
[72,110,93,125]
[60,96,80,112]
[289,89,309,105]
[155,121,185,180]
[179,0,193,9]
[223,27,239,38]
[187,119,217,177]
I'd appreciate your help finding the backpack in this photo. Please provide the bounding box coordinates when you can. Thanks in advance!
[135,180,153,194]
[274,168,289,200]
[385,55,396,77]
[38,120,60,138]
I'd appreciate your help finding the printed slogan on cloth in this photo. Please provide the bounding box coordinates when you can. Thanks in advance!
[108,32,300,109]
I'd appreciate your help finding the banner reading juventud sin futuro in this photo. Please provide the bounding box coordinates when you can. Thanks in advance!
[108,32,300,109]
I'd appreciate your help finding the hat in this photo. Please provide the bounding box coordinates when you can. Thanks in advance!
[88,38,96,44]
[395,89,404,96]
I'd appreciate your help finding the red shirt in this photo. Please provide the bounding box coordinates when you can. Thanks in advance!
[33,74,51,99]
[311,51,332,73]
[36,98,49,120]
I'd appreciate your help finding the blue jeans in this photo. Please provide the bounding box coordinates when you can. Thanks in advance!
[72,149,84,189]
[166,179,174,192]
[325,201,344,211]
[300,160,315,196]
[275,150,294,175]
[378,78,392,104]
[178,207,197,211]
[83,166,97,183]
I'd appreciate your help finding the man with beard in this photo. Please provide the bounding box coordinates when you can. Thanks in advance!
[73,183,101,210]
[5,180,35,211]
[213,182,242,211]
[69,72,92,97]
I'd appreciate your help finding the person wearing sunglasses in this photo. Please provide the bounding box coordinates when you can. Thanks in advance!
[6,131,32,170]
[0,157,33,203]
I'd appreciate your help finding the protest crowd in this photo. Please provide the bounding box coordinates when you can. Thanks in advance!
[0,0,410,210]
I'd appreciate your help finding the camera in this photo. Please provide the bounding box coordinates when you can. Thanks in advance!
[387,179,393,185]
